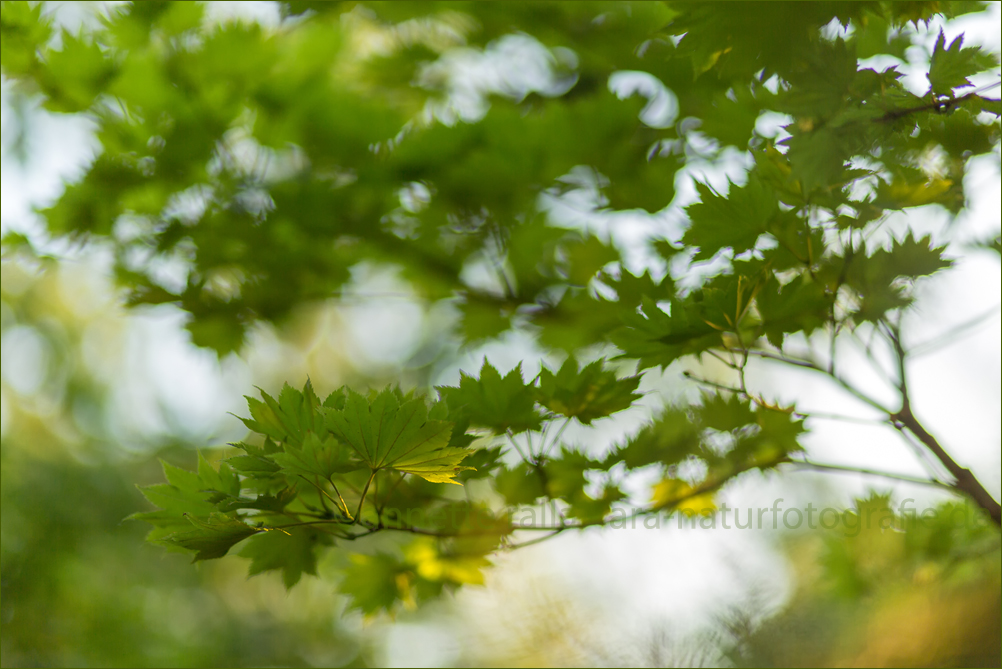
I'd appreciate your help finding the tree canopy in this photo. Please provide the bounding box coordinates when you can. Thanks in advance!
[2,0,999,619]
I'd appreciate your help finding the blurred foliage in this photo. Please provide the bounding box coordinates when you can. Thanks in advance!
[2,0,1001,665]
[1,255,378,666]
[681,495,1002,668]
[3,0,996,354]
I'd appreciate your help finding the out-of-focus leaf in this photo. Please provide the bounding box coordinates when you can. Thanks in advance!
[240,526,331,588]
[156,512,257,562]
[927,31,999,96]
[535,357,641,424]
[437,361,543,434]
[683,176,777,260]
[611,296,720,370]
[340,553,408,615]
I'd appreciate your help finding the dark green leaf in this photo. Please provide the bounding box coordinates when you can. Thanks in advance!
[696,393,755,433]
[535,357,642,424]
[156,513,257,562]
[495,462,547,506]
[611,296,720,370]
[325,389,474,484]
[437,361,543,434]
[683,177,777,261]
[927,31,999,96]
[756,275,832,348]
[241,526,330,588]
[610,406,701,469]
[340,553,407,615]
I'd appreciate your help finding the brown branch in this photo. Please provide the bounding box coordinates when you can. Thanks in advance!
[886,325,1001,526]
[878,85,1000,122]
[892,408,1001,526]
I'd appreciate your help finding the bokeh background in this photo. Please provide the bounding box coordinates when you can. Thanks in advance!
[2,2,1000,667]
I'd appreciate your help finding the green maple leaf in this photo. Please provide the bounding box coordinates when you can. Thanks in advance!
[458,294,512,344]
[215,488,297,513]
[38,30,117,113]
[130,457,237,541]
[566,484,627,523]
[699,86,762,148]
[733,407,806,466]
[240,526,331,588]
[682,177,777,261]
[535,357,642,424]
[877,233,953,279]
[196,451,241,497]
[495,462,547,506]
[927,31,998,96]
[0,1,52,76]
[155,512,258,562]
[340,553,408,615]
[543,448,601,502]
[611,296,720,370]
[324,389,474,484]
[454,444,505,482]
[563,235,620,287]
[605,267,676,307]
[696,393,756,433]
[609,406,701,469]
[437,361,543,434]
[784,125,857,193]
[225,453,281,475]
[270,431,362,480]
[845,233,952,322]
[240,380,326,447]
[756,275,832,348]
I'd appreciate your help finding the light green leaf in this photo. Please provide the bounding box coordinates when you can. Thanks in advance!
[240,380,327,447]
[270,431,362,480]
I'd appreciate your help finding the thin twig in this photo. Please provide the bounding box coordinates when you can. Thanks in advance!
[540,416,572,460]
[909,305,1001,357]
[744,349,892,413]
[790,409,888,425]
[506,428,531,463]
[506,529,566,549]
[785,459,950,489]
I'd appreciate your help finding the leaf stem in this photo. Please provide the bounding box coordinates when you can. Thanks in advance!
[298,475,347,516]
[327,476,352,520]
[540,417,572,460]
[353,471,376,524]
